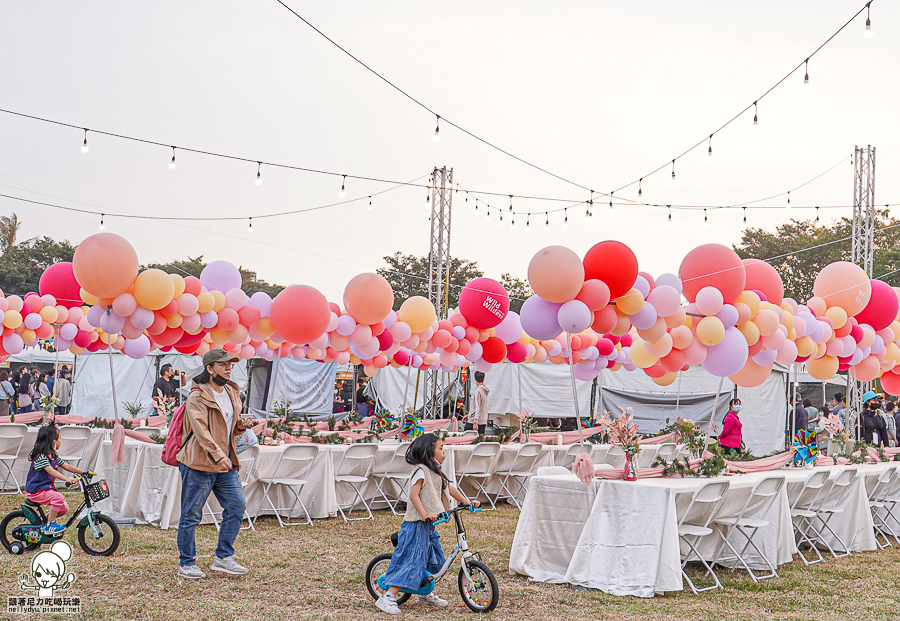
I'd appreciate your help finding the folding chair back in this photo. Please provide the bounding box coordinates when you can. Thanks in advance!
[238,445,260,484]
[334,444,379,480]
[868,465,900,549]
[460,430,479,437]
[269,444,319,483]
[790,470,831,513]
[813,467,858,558]
[0,424,27,458]
[457,442,500,477]
[679,480,730,530]
[604,445,626,468]
[536,466,571,477]
[725,474,785,537]
[377,442,411,478]
[494,443,543,510]
[57,426,92,468]
[869,466,898,504]
[588,444,610,464]
[655,443,679,463]
[506,442,543,473]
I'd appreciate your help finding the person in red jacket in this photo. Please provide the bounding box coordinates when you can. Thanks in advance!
[719,398,743,455]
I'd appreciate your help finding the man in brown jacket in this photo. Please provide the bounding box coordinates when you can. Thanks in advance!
[176,348,253,579]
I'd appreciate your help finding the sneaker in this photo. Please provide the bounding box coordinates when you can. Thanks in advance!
[375,593,402,615]
[177,564,206,580]
[209,555,248,575]
[43,522,65,535]
[418,592,448,607]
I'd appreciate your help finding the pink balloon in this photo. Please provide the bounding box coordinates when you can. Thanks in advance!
[121,320,144,340]
[506,341,527,363]
[217,308,240,331]
[177,293,200,317]
[459,278,509,329]
[59,322,78,340]
[493,311,523,345]
[682,339,708,366]
[775,339,799,364]
[695,286,724,316]
[576,279,611,312]
[679,244,746,304]
[351,324,373,345]
[23,313,42,330]
[112,293,138,317]
[123,334,152,359]
[647,285,681,317]
[388,320,412,342]
[855,279,899,332]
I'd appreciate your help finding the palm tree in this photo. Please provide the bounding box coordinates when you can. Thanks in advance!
[0,213,20,255]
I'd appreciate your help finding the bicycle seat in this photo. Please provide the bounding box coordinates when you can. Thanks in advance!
[23,499,41,508]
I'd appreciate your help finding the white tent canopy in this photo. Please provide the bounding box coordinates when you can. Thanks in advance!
[9,346,75,365]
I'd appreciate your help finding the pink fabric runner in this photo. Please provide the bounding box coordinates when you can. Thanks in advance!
[123,429,159,444]
[109,423,125,466]
[0,412,44,424]
[724,451,794,473]
[639,433,676,445]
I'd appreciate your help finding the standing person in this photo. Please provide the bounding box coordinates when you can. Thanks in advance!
[719,398,743,455]
[0,371,14,417]
[832,392,845,425]
[17,374,35,413]
[45,370,55,396]
[53,369,73,415]
[38,373,52,401]
[860,391,887,447]
[176,348,254,580]
[339,380,354,414]
[374,433,479,615]
[465,372,490,435]
[803,398,819,432]
[879,400,897,447]
[356,380,373,417]
[793,395,808,438]
[153,364,185,414]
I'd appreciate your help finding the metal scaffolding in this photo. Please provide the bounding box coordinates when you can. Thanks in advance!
[422,166,453,418]
[848,145,876,437]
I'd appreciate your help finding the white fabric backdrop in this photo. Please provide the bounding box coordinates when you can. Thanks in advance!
[265,357,337,415]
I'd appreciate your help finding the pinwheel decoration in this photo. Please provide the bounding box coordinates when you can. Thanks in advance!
[373,403,394,429]
[792,429,819,466]
[402,407,424,438]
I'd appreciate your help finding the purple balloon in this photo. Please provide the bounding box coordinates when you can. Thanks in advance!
[494,311,523,344]
[199,310,219,330]
[60,323,78,340]
[633,275,651,299]
[249,291,273,317]
[465,341,483,362]
[54,337,72,351]
[557,301,592,334]
[451,325,466,340]
[715,304,739,327]
[86,304,105,328]
[702,327,749,377]
[655,273,683,294]
[574,363,599,381]
[200,260,242,293]
[2,333,24,354]
[382,310,398,329]
[124,334,151,359]
[629,302,658,330]
[130,306,155,330]
[336,314,357,336]
[520,296,563,340]
[752,349,778,366]
[23,313,42,330]
[100,310,126,334]
[474,359,493,373]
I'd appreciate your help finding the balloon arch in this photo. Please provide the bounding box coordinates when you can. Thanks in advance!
[7,233,900,397]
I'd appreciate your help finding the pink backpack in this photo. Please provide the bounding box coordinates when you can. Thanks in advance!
[161,388,201,466]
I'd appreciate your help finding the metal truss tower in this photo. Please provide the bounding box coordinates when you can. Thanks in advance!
[422,167,453,418]
[849,146,876,435]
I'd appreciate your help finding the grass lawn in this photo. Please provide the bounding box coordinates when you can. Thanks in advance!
[1,494,899,621]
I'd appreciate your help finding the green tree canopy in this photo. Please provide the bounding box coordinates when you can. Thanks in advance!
[500,273,533,314]
[377,252,484,311]
[0,236,76,296]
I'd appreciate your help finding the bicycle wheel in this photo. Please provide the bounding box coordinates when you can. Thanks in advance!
[0,511,40,553]
[77,514,120,556]
[365,553,411,605]
[458,559,499,613]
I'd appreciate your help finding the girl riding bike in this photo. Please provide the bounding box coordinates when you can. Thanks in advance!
[24,422,91,535]
[375,433,479,615]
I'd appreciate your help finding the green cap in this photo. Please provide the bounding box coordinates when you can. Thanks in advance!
[202,348,240,369]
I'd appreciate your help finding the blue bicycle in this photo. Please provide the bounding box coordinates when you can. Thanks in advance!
[366,504,499,613]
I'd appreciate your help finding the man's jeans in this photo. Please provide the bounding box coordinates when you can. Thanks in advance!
[177,464,246,567]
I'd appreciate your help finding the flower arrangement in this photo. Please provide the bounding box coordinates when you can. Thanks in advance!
[515,409,537,441]
[155,388,177,425]
[673,418,706,457]
[38,393,59,414]
[600,409,642,458]
[824,413,847,447]
[402,407,424,438]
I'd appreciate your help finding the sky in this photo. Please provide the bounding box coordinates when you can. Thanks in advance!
[1,1,896,302]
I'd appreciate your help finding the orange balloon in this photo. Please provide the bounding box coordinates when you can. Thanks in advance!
[73,233,139,299]
[343,273,394,325]
[737,321,760,346]
[615,288,644,315]
[697,316,725,346]
[807,354,838,380]
[730,359,772,388]
[813,261,871,316]
[398,296,437,333]
[527,246,585,303]
[133,269,176,311]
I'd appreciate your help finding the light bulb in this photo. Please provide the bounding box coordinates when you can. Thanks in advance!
[525,217,530,232]
[562,213,569,229]
[707,135,713,162]
[340,175,346,197]
[586,211,594,225]
[865,18,873,38]
[743,208,747,224]
[543,214,550,231]
[787,191,791,209]
[703,209,709,228]
[752,103,759,130]
[607,202,615,216]
[638,179,642,198]
[485,209,490,221]
[99,214,105,230]
[815,207,823,228]
[433,115,440,142]
[81,137,89,153]
[169,157,176,169]
[498,213,503,227]
[667,206,673,227]
[368,196,373,210]
[255,173,262,186]
[248,218,253,233]
[510,217,516,231]
[255,162,262,186]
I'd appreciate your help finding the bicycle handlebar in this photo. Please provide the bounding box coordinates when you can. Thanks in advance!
[433,503,481,525]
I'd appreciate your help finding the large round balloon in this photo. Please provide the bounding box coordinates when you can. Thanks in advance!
[398,296,437,333]
[528,247,584,303]
[72,233,139,299]
[729,359,772,388]
[583,241,639,300]
[854,279,899,332]
[481,337,508,364]
[39,262,82,309]
[519,295,563,340]
[270,285,331,345]
[813,262,871,316]
[679,244,746,304]
[343,273,394,325]
[459,278,509,329]
[701,326,749,377]
[742,259,784,305]
[200,260,242,293]
[882,370,900,397]
[132,269,176,311]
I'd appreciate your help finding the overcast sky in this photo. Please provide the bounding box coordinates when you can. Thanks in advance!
[2,1,895,301]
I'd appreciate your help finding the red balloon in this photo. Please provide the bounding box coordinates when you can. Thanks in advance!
[154,327,185,347]
[459,278,509,329]
[742,259,784,305]
[39,263,82,308]
[393,350,410,366]
[583,241,638,300]
[644,363,666,378]
[160,299,180,318]
[506,341,527,363]
[174,330,206,348]
[175,342,202,355]
[238,305,261,327]
[183,276,203,296]
[576,279,611,312]
[855,279,899,332]
[660,349,685,373]
[377,330,394,350]
[481,336,507,364]
[73,331,92,348]
[591,306,618,334]
[881,370,900,396]
[271,285,331,345]
[679,244,746,304]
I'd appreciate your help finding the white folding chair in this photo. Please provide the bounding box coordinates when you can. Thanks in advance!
[588,444,610,465]
[655,443,679,464]
[0,424,28,494]
[255,444,320,527]
[334,444,379,522]
[868,465,900,549]
[677,480,730,594]
[603,445,626,468]
[455,443,501,510]
[494,443,543,510]
[57,426,92,471]
[460,430,479,437]
[130,427,161,437]
[813,467,857,558]
[636,444,661,468]
[206,445,259,531]
[557,444,584,469]
[712,475,785,583]
[788,469,831,565]
[372,442,412,516]
[536,466,572,477]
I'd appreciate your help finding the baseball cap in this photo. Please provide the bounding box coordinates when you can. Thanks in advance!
[202,348,240,368]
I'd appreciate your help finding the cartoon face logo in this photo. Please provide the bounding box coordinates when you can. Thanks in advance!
[19,541,76,597]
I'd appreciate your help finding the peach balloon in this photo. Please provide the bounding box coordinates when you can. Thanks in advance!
[398,296,437,333]
[343,273,394,325]
[629,340,658,369]
[697,316,725,346]
[824,306,848,329]
[737,321,760,346]
[851,354,881,382]
[644,333,674,359]
[73,233,139,299]
[813,261,871,316]
[652,372,678,387]
[730,359,772,388]
[753,309,779,337]
[636,317,667,342]
[736,291,761,318]
[210,290,227,313]
[133,269,176,311]
[614,288,644,315]
[611,311,632,336]
[196,292,215,314]
[528,246,585,303]
[670,325,692,349]
[807,296,827,317]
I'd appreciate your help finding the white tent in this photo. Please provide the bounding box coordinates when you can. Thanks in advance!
[9,346,75,365]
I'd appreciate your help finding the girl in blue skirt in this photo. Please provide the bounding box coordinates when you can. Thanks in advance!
[375,433,478,615]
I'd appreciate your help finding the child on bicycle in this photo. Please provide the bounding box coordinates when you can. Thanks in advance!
[375,433,479,615]
[24,422,92,534]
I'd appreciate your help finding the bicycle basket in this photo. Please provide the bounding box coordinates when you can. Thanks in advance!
[86,480,110,502]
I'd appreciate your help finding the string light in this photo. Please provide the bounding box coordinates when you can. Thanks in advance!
[256,162,262,186]
[509,195,513,212]
[743,206,747,223]
[485,206,491,221]
[667,206,673,227]
[670,160,677,186]
[703,208,709,227]
[81,129,88,153]
[368,196,372,210]
[802,59,810,90]
[510,214,516,231]
[474,198,478,214]
[787,191,791,209]
[544,212,550,231]
[99,213,105,230]
[425,188,430,204]
[562,208,569,229]
[753,101,759,129]
[607,197,615,217]
[465,191,468,203]
[339,174,346,197]
[525,215,530,232]
[638,178,642,198]
[433,115,440,142]
[498,211,503,227]
[815,206,822,228]
[707,135,713,161]
[169,147,176,169]
[247,217,253,233]
[865,2,873,38]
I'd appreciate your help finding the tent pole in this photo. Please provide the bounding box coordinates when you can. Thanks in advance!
[674,372,682,421]
[596,370,603,419]
[566,333,585,451]
[791,364,797,441]
[516,363,523,415]
[264,356,280,430]
[106,309,119,421]
[400,362,413,411]
[702,376,725,456]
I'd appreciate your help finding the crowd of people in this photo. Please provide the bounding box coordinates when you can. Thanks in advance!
[0,366,73,417]
[792,391,900,450]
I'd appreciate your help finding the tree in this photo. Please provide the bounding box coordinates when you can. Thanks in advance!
[377,252,483,311]
[0,237,76,295]
[499,273,533,314]
[143,256,285,297]
[733,209,900,302]
[0,213,26,255]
